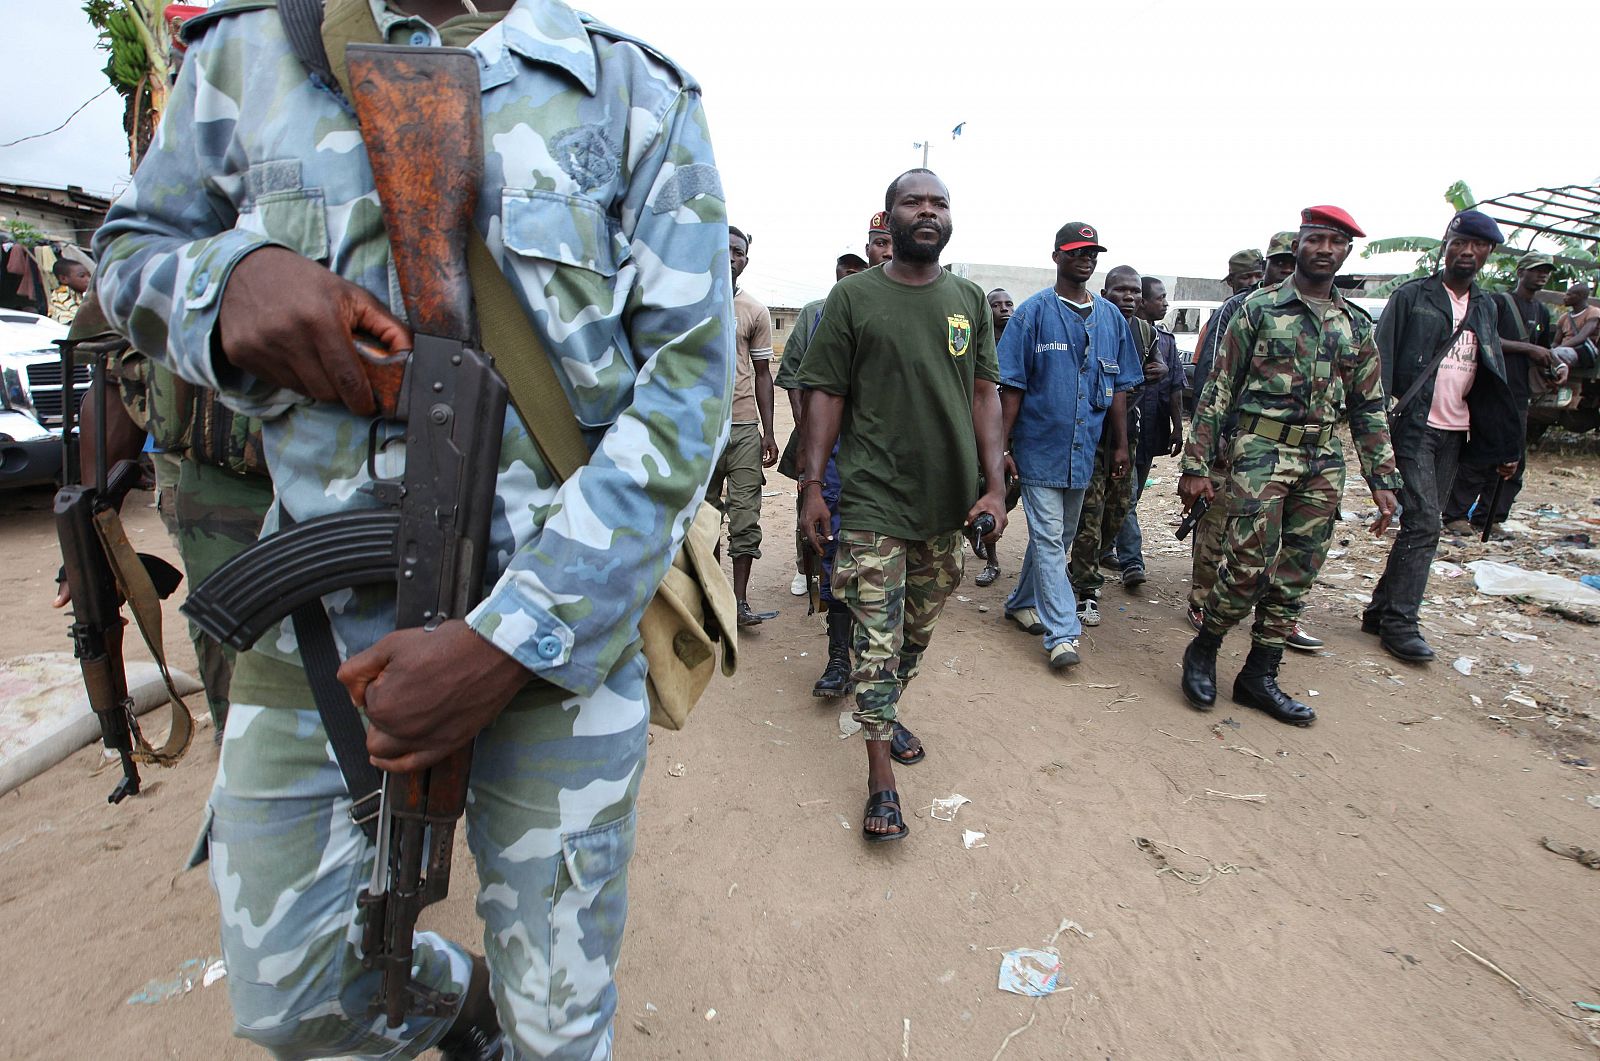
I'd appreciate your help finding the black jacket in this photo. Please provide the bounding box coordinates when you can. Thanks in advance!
[1377,274,1522,467]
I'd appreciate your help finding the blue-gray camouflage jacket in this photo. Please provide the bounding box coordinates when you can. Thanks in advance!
[92,0,734,696]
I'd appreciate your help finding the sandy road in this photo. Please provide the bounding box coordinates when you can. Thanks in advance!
[1,421,1597,1060]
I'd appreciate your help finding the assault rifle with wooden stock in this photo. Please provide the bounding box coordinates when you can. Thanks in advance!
[181,45,507,1026]
[54,336,186,804]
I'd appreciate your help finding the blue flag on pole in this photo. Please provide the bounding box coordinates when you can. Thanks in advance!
[951,122,966,138]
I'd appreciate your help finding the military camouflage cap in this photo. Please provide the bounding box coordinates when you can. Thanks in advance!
[1227,248,1264,275]
[1516,252,1555,271]
[1266,231,1297,259]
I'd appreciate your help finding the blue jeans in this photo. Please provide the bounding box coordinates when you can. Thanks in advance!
[1113,455,1155,572]
[1007,483,1088,649]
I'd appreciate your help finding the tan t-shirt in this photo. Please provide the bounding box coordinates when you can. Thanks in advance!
[731,289,773,424]
[1556,304,1600,346]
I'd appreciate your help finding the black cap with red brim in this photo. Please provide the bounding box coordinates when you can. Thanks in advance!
[1055,221,1106,253]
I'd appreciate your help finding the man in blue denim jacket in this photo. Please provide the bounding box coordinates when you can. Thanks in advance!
[999,222,1142,668]
[92,0,733,1056]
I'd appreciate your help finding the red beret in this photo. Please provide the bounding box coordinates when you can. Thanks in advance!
[868,211,890,234]
[1299,205,1365,239]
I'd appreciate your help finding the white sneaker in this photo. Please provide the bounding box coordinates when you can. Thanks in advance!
[1049,640,1080,669]
[1078,600,1101,627]
[790,571,808,596]
[1007,607,1045,634]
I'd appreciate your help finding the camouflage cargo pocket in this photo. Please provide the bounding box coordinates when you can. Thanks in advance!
[241,190,330,263]
[549,811,636,1030]
[501,189,629,428]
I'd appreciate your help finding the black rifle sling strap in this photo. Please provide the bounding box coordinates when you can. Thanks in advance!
[292,601,381,839]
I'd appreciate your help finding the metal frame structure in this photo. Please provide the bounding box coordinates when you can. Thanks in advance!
[1474,183,1600,266]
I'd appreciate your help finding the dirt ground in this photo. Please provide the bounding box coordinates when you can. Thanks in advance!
[2,418,1599,1060]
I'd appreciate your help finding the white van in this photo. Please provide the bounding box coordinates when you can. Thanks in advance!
[0,311,83,488]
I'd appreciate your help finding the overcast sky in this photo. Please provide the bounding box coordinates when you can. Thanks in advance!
[4,0,1597,305]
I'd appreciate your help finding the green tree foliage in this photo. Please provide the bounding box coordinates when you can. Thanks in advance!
[82,0,171,164]
[1362,180,1598,295]
[1,219,48,247]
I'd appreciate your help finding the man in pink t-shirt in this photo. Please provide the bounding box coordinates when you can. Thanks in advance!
[1427,288,1478,431]
[1368,210,1523,663]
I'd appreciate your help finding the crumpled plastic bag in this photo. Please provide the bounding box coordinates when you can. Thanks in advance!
[1466,560,1600,622]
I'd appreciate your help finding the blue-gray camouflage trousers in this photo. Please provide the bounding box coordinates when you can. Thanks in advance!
[199,651,649,1060]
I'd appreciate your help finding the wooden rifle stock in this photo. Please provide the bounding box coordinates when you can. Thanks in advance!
[350,43,481,420]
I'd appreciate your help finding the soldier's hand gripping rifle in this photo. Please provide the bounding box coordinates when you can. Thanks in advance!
[54,336,186,804]
[180,45,507,1026]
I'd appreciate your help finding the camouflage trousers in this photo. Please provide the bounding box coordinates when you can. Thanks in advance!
[198,650,649,1060]
[1069,429,1137,599]
[1201,433,1346,649]
[1186,466,1229,612]
[154,454,272,731]
[832,529,963,739]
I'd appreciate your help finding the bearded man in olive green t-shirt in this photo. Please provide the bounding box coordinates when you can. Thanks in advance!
[798,169,1008,844]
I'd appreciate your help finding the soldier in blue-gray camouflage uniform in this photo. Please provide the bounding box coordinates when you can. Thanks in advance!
[92,0,733,1057]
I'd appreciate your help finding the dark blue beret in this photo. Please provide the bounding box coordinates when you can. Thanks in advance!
[1444,209,1504,245]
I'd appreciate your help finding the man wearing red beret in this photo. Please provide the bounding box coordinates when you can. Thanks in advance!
[1177,206,1402,725]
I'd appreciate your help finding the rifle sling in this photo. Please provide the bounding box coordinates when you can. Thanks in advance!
[91,506,194,765]
[292,602,382,841]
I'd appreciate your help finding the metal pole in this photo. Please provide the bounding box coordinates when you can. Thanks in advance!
[922,140,928,168]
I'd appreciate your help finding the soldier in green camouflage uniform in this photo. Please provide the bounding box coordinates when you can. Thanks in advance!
[93,0,734,1056]
[1184,233,1327,653]
[1177,207,1401,726]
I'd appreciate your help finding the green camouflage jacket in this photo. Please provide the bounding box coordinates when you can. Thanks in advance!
[92,0,734,693]
[1183,277,1401,490]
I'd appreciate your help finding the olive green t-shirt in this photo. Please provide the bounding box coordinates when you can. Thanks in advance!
[797,267,999,540]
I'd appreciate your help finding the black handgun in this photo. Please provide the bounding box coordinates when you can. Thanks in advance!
[1175,495,1210,541]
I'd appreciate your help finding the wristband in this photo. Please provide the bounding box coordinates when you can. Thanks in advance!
[798,478,824,494]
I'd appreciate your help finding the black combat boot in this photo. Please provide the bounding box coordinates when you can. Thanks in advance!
[1232,643,1316,726]
[1180,629,1222,710]
[812,606,853,698]
[437,955,505,1061]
